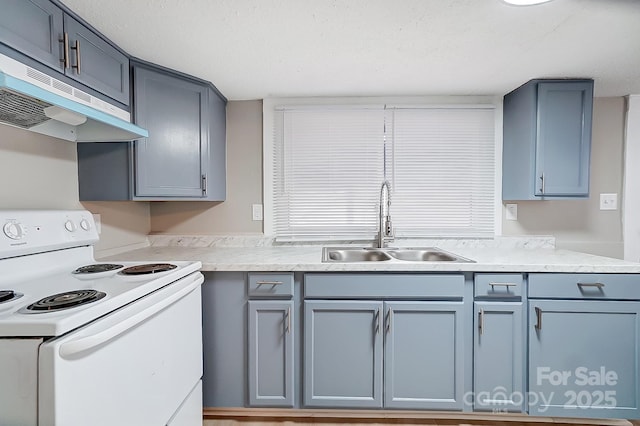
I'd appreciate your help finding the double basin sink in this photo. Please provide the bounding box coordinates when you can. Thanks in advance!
[322,247,474,263]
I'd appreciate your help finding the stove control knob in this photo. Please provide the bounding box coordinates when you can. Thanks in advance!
[3,221,25,240]
[64,220,77,232]
[79,219,91,231]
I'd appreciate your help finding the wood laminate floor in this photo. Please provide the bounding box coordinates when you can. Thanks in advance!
[203,409,640,426]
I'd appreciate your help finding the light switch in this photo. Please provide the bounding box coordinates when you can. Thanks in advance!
[505,204,518,221]
[252,204,263,221]
[600,193,618,210]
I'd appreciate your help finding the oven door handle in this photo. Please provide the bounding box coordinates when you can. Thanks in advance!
[59,273,203,358]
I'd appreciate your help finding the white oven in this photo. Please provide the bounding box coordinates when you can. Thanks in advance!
[0,210,204,426]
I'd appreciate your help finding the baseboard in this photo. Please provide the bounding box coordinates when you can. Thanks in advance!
[203,407,632,425]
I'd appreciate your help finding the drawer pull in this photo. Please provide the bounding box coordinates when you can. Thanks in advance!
[534,307,542,330]
[489,282,517,289]
[577,282,605,289]
[286,307,291,334]
[374,308,381,334]
[256,280,283,286]
[478,309,484,335]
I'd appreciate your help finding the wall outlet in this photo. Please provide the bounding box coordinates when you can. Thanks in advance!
[600,193,618,210]
[252,204,263,221]
[505,203,518,221]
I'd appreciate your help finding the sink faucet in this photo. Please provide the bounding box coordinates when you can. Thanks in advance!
[377,180,394,248]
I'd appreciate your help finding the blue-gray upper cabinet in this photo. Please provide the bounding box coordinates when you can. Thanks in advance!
[304,300,383,408]
[0,0,63,71]
[248,300,294,407]
[384,301,464,410]
[0,0,129,106]
[502,79,594,200]
[78,63,227,201]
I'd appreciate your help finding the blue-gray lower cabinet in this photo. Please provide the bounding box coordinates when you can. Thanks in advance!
[304,300,383,408]
[528,300,640,419]
[473,301,524,412]
[248,300,294,407]
[384,302,465,410]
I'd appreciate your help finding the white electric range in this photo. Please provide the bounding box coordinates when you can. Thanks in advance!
[0,210,204,426]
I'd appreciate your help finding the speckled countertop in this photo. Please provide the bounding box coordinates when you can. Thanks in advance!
[99,236,640,273]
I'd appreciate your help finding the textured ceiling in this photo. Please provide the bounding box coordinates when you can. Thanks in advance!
[59,0,640,100]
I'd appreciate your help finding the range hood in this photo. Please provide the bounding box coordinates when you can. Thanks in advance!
[0,53,148,142]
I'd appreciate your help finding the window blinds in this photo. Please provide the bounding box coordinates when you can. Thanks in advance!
[272,105,495,241]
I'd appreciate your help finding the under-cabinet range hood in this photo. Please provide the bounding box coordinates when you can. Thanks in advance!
[0,53,148,142]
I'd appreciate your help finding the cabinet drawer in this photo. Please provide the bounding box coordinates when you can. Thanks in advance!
[529,273,640,300]
[474,274,523,298]
[304,273,464,299]
[248,273,294,298]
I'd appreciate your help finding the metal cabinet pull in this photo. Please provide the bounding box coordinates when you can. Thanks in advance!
[386,308,393,333]
[201,174,207,196]
[534,307,542,330]
[374,309,380,334]
[286,307,291,334]
[59,33,69,69]
[256,280,283,286]
[478,309,484,335]
[539,173,545,194]
[71,39,81,74]
[489,282,517,290]
[577,282,605,289]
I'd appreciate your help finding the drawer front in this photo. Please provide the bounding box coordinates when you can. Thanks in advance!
[474,273,523,298]
[248,273,294,298]
[304,273,465,299]
[529,273,640,300]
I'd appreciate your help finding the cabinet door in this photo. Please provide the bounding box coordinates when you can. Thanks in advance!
[535,81,593,197]
[474,302,524,412]
[529,300,640,418]
[134,66,207,198]
[384,301,464,410]
[304,300,383,408]
[0,0,63,71]
[63,14,129,105]
[248,301,294,407]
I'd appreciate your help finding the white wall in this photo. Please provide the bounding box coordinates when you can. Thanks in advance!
[0,124,150,254]
[624,95,640,261]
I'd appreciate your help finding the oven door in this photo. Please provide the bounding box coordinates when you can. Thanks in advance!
[38,271,204,426]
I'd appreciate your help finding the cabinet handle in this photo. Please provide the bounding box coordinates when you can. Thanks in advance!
[539,173,545,194]
[374,309,380,334]
[286,307,291,334]
[386,308,393,333]
[534,307,542,330]
[201,174,207,196]
[71,39,81,74]
[59,33,69,69]
[256,280,283,286]
[577,282,605,289]
[489,282,517,290]
[478,309,484,335]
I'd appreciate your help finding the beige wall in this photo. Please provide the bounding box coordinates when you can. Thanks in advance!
[0,125,150,254]
[502,97,625,258]
[150,100,263,234]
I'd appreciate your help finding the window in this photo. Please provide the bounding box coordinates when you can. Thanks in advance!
[270,103,496,241]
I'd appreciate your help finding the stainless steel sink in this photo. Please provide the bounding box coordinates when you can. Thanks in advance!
[322,247,474,263]
[323,248,392,262]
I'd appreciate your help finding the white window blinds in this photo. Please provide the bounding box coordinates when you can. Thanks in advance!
[272,104,495,241]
